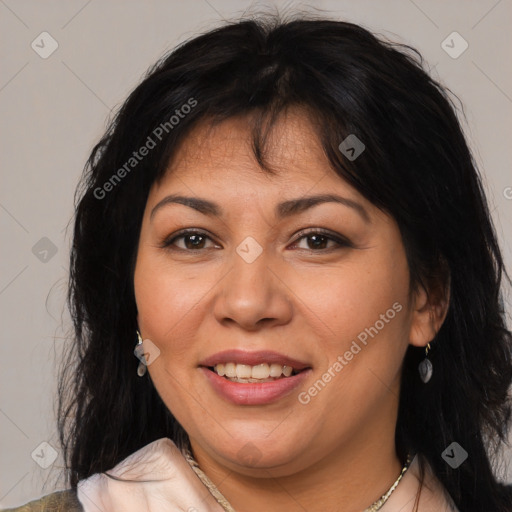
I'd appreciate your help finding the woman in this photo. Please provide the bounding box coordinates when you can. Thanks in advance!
[5,13,512,512]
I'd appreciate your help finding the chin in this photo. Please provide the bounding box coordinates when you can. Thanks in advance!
[210,436,308,472]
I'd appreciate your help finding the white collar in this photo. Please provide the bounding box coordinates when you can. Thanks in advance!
[77,437,229,512]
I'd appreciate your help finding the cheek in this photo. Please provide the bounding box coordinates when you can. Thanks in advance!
[306,250,410,349]
[304,251,411,411]
[134,250,202,362]
[302,265,409,438]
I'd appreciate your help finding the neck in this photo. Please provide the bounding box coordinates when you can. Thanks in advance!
[190,420,403,512]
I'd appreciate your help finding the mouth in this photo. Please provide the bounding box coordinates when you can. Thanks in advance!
[198,349,312,384]
[199,364,312,406]
[202,363,307,383]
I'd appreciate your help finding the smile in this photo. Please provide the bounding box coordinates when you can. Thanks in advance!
[211,362,302,382]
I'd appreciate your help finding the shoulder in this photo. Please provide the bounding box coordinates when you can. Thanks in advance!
[1,489,83,512]
[381,454,459,512]
[408,455,459,512]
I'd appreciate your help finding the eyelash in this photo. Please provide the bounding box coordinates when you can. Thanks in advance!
[160,228,352,253]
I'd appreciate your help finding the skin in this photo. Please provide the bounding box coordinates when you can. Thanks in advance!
[134,108,449,512]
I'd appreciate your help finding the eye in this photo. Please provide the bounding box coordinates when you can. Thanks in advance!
[291,229,351,252]
[160,228,351,253]
[161,230,218,251]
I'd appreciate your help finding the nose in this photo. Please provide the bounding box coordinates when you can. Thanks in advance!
[212,244,293,331]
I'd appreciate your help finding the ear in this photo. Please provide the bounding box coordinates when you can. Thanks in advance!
[409,273,450,348]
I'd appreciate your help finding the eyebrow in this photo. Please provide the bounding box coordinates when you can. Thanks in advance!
[150,193,371,223]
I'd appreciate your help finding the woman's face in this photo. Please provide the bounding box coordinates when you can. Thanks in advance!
[134,109,431,477]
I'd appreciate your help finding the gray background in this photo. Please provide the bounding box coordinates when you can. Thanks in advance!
[1,0,511,508]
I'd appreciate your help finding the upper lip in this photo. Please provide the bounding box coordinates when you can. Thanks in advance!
[199,349,312,371]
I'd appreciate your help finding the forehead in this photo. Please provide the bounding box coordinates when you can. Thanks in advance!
[146,107,377,226]
[144,109,385,230]
[161,108,330,185]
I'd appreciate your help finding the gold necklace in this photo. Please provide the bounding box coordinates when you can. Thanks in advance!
[184,449,411,512]
[363,455,412,511]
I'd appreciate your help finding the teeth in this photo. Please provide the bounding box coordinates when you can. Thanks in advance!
[282,365,293,377]
[252,363,270,379]
[228,377,276,383]
[224,362,236,378]
[269,363,283,377]
[213,362,298,379]
[236,364,252,379]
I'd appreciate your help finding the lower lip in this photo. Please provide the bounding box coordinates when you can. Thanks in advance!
[200,367,312,406]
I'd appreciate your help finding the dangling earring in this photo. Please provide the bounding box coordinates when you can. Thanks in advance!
[134,330,147,377]
[418,342,433,383]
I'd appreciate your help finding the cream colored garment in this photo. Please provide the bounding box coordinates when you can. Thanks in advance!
[77,438,228,512]
[77,437,459,512]
[380,454,459,512]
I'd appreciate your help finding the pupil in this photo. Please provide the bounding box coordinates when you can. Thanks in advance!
[186,234,204,249]
[309,234,327,249]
